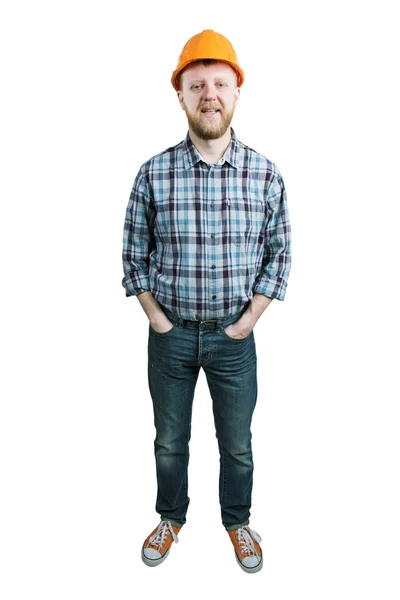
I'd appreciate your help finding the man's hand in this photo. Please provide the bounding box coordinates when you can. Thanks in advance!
[223,311,254,339]
[137,291,174,333]
[150,314,174,334]
[224,294,274,339]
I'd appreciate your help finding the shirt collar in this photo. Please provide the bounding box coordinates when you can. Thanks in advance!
[182,128,239,170]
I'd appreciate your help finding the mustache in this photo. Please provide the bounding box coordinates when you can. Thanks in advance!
[199,104,221,111]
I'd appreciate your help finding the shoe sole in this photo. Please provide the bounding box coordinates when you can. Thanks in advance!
[235,552,263,574]
[141,547,170,567]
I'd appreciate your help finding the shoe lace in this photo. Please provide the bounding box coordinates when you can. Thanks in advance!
[149,520,179,550]
[236,526,262,558]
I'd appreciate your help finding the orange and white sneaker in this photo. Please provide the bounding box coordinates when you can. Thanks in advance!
[141,520,181,567]
[227,526,263,573]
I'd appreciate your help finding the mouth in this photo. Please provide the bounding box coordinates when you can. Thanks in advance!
[200,108,220,118]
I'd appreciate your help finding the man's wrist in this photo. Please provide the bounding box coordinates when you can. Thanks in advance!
[150,312,171,327]
[242,294,273,327]
[137,291,169,324]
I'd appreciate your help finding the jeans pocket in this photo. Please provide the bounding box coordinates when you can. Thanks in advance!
[221,327,251,343]
[149,323,176,337]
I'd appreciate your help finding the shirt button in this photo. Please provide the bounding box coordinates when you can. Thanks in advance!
[210,202,215,208]
[210,172,214,178]
[211,233,215,239]
[211,265,216,269]
[212,295,217,299]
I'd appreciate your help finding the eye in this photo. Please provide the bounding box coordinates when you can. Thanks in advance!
[216,82,227,88]
[190,84,202,90]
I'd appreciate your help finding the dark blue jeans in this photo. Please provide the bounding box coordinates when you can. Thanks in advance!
[147,302,258,531]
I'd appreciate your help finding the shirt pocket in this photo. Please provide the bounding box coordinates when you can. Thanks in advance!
[224,196,266,246]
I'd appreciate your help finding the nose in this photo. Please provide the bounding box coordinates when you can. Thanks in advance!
[202,81,216,101]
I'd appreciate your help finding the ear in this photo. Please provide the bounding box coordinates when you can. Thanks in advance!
[233,87,240,108]
[177,90,185,110]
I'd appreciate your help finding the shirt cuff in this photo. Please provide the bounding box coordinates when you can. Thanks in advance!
[253,276,288,301]
[122,272,150,297]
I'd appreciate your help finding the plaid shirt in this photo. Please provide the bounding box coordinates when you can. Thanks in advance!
[122,129,291,321]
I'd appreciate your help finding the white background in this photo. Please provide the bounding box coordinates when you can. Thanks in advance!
[1,0,399,598]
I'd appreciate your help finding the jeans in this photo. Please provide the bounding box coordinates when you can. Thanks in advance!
[147,302,258,531]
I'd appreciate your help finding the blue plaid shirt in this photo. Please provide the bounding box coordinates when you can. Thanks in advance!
[122,129,291,321]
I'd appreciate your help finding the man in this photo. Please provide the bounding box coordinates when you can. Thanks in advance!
[122,30,291,574]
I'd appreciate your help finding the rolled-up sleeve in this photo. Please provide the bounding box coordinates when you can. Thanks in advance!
[253,171,292,300]
[121,167,155,297]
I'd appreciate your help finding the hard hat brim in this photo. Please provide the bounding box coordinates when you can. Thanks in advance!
[171,58,244,91]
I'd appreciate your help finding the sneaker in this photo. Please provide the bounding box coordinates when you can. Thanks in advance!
[227,526,263,573]
[141,520,181,567]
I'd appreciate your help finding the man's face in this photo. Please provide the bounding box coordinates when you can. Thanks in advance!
[177,62,240,141]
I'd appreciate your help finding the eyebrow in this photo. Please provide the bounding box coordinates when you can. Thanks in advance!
[188,76,230,83]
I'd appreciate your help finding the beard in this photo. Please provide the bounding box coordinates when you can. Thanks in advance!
[183,103,235,140]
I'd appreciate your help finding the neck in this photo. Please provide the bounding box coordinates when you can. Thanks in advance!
[188,128,232,165]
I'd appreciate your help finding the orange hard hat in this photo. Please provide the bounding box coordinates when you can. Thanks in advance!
[171,29,245,91]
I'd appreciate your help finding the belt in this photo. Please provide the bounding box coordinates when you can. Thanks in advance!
[160,302,250,330]
[181,319,221,329]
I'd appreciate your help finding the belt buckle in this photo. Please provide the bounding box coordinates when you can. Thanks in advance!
[202,320,218,328]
